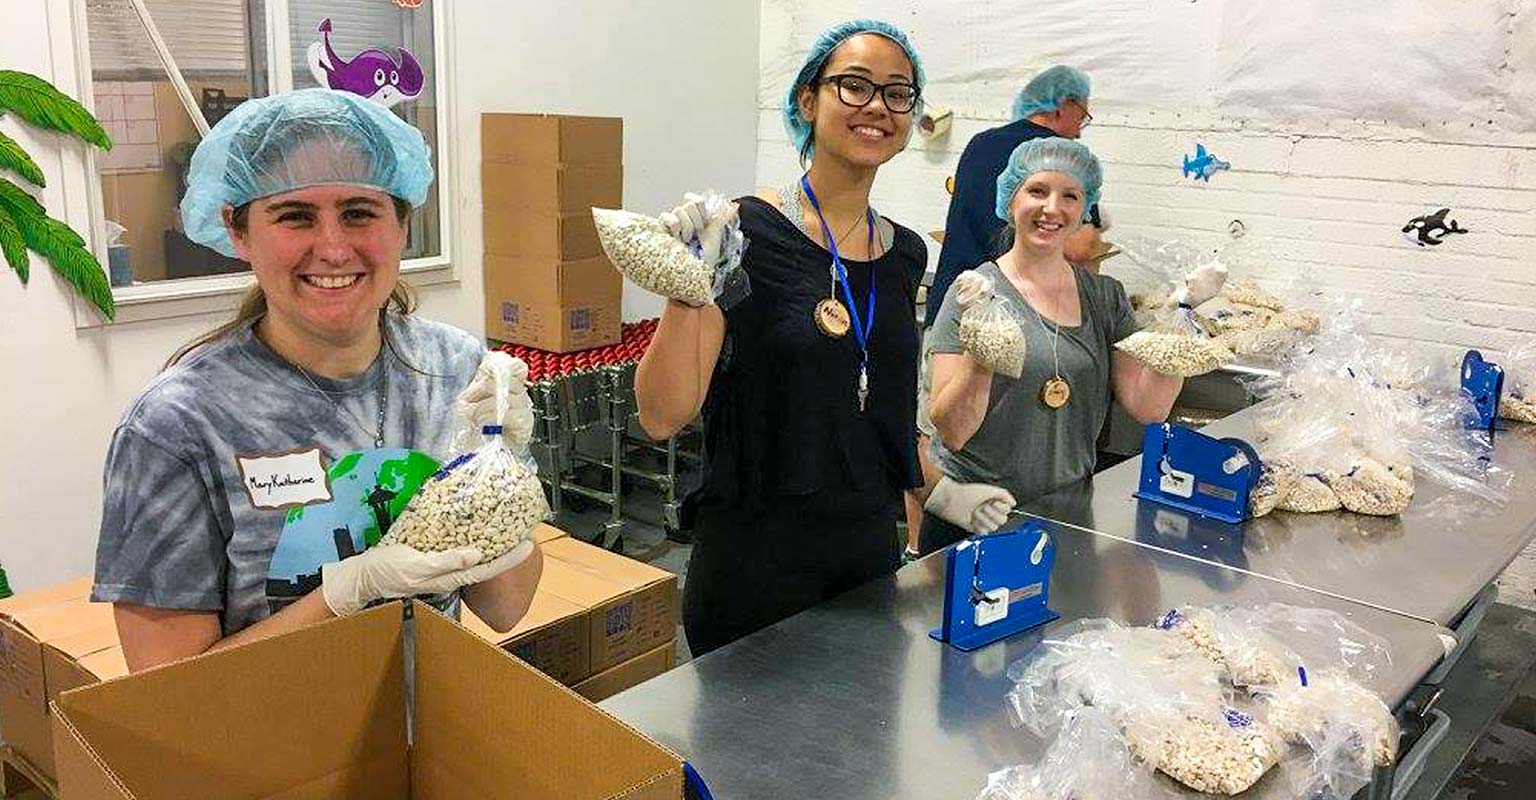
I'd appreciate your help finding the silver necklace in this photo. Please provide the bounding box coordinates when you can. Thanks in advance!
[292,358,389,448]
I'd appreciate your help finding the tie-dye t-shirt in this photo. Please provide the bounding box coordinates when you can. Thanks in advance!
[92,314,484,635]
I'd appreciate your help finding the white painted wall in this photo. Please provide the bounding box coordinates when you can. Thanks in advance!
[0,0,758,592]
[757,0,1536,358]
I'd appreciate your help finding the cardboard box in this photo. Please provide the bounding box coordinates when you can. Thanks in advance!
[482,161,623,214]
[482,113,622,166]
[484,254,622,352]
[541,539,678,674]
[531,522,569,545]
[0,580,117,779]
[461,591,591,686]
[484,210,601,260]
[52,602,686,799]
[573,640,675,703]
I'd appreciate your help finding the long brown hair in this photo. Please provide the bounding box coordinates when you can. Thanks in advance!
[164,196,417,369]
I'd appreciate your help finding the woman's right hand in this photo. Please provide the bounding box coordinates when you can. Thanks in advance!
[320,541,532,617]
[659,192,737,267]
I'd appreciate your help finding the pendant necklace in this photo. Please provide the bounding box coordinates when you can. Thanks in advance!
[1024,265,1072,410]
[802,173,878,412]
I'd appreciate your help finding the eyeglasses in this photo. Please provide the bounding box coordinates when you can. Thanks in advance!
[1064,97,1093,127]
[820,74,920,114]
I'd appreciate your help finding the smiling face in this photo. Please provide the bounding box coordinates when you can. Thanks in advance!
[225,184,407,348]
[1008,171,1086,253]
[797,33,916,168]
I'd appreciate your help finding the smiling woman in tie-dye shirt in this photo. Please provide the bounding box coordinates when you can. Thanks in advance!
[93,90,542,672]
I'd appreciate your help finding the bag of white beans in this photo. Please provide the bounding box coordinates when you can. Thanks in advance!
[1114,331,1234,377]
[379,355,550,564]
[953,270,1027,379]
[1500,338,1536,424]
[592,190,747,308]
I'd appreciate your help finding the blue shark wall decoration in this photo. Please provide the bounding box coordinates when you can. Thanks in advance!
[1182,144,1230,182]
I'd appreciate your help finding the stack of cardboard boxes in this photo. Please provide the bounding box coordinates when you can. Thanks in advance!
[0,526,676,793]
[0,579,128,793]
[482,113,625,353]
[463,526,678,702]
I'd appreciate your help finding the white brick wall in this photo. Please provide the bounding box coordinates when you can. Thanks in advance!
[756,0,1536,361]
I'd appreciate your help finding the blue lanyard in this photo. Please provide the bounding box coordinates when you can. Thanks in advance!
[801,174,876,358]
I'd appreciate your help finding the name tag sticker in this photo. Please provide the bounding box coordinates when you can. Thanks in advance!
[237,448,332,510]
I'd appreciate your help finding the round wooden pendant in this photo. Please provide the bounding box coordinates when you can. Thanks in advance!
[815,298,851,338]
[1041,377,1072,409]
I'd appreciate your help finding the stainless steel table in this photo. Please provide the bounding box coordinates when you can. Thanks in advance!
[1023,406,1536,627]
[602,522,1451,800]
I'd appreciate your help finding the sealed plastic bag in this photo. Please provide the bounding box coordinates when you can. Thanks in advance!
[975,708,1171,800]
[380,353,550,563]
[592,190,748,309]
[954,270,1027,378]
[1499,338,1536,423]
[1115,330,1234,377]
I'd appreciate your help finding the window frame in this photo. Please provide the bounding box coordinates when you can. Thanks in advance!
[60,0,460,329]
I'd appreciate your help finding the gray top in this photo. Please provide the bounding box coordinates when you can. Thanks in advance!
[602,520,1452,800]
[929,261,1137,503]
[93,314,483,635]
[1021,404,1536,626]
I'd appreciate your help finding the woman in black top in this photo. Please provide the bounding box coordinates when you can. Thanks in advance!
[635,19,928,656]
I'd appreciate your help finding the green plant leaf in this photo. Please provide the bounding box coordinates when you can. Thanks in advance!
[0,127,45,187]
[0,70,112,150]
[0,178,114,319]
[0,203,28,282]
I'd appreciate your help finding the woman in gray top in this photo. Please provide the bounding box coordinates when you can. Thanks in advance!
[94,90,542,671]
[922,138,1183,553]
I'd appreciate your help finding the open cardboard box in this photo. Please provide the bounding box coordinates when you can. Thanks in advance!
[52,600,686,799]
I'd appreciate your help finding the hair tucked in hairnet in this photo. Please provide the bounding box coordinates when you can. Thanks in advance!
[995,137,1103,223]
[781,19,925,160]
[180,88,433,257]
[1011,65,1090,122]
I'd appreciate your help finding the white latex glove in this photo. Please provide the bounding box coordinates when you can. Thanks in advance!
[952,270,995,309]
[924,475,1018,535]
[454,352,535,451]
[320,538,534,617]
[659,192,736,266]
[1178,261,1229,308]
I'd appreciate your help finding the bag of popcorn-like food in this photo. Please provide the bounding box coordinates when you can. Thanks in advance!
[380,354,550,564]
[592,190,749,310]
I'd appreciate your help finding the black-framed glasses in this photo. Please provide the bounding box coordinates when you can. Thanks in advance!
[1064,97,1093,127]
[821,73,920,114]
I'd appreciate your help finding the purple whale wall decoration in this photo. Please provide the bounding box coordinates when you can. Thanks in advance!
[305,18,424,108]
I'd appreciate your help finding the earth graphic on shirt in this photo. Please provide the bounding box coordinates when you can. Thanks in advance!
[264,447,439,611]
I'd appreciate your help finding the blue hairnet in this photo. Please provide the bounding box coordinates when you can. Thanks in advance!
[1011,65,1090,122]
[781,19,925,157]
[181,88,433,257]
[995,137,1103,223]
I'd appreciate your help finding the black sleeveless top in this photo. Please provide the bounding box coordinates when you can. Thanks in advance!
[698,196,926,518]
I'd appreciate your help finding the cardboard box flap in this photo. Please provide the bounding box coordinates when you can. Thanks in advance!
[3,599,114,643]
[0,578,93,617]
[411,606,682,800]
[53,605,408,799]
[531,523,568,544]
[542,539,673,591]
[46,623,120,662]
[481,114,622,166]
[534,557,629,610]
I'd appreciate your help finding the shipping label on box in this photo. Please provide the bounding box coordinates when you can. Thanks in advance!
[541,540,678,674]
[484,254,622,353]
